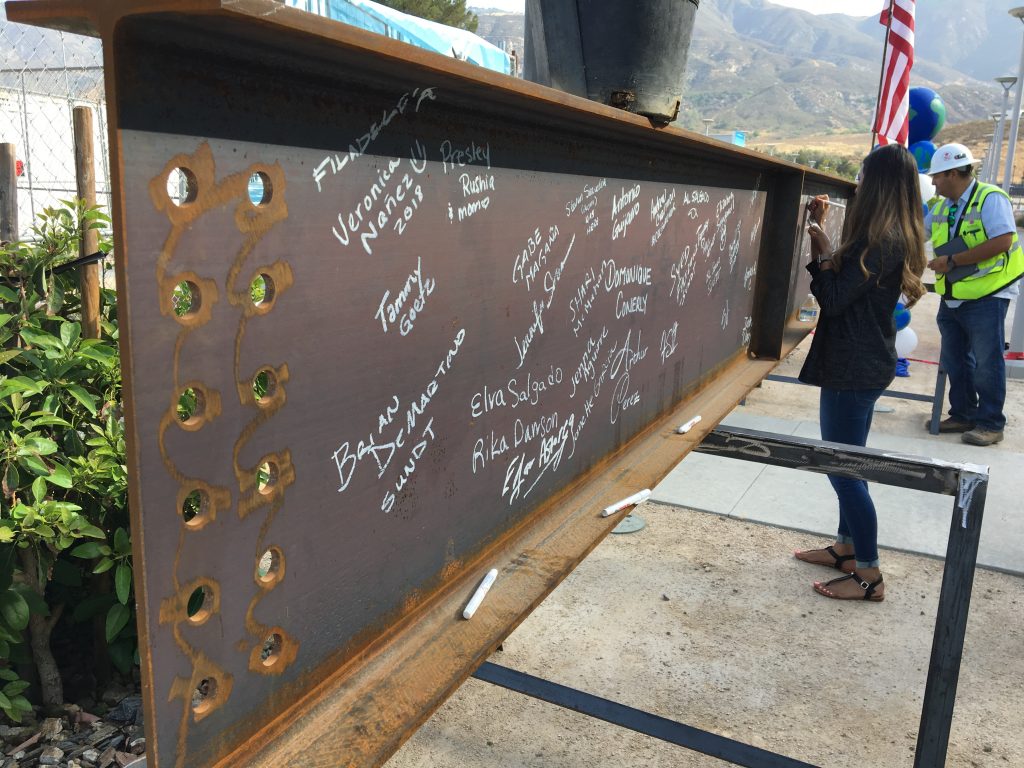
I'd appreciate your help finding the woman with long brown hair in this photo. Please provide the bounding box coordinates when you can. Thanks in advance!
[793,143,928,601]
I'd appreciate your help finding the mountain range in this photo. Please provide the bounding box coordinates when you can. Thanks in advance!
[474,0,1024,139]
[2,1,1020,142]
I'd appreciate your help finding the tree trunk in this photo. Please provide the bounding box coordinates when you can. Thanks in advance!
[91,570,112,688]
[18,546,63,708]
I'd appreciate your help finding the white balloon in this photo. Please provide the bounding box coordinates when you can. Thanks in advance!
[919,173,936,204]
[895,326,918,358]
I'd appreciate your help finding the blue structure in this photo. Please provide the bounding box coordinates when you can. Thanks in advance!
[286,0,512,75]
[709,131,746,147]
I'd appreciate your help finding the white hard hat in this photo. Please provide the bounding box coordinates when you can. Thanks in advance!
[928,143,975,175]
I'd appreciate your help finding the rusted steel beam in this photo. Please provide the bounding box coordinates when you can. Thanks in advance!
[7,3,854,767]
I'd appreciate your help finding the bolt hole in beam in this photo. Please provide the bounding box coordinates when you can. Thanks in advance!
[171,280,201,318]
[256,461,278,495]
[250,273,276,310]
[167,166,198,206]
[192,677,218,716]
[261,633,283,668]
[248,171,273,206]
[186,585,214,624]
[252,368,277,404]
[181,489,208,527]
[177,386,205,425]
[256,547,284,587]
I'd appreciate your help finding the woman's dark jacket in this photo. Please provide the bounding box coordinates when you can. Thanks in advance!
[798,242,904,390]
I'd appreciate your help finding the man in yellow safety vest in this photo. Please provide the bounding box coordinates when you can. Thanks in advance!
[926,142,1023,446]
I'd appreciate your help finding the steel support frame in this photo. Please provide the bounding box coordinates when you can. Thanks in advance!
[763,372,950,436]
[695,426,989,768]
[472,662,819,768]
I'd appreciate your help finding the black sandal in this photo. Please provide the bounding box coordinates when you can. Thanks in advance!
[813,571,884,602]
[794,545,855,572]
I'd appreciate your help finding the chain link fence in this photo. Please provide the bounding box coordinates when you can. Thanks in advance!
[1,8,111,243]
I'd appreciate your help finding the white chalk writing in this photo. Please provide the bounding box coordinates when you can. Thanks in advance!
[331,141,428,255]
[570,325,609,398]
[375,256,436,336]
[669,247,696,307]
[441,139,491,174]
[650,188,678,247]
[706,256,722,294]
[512,225,560,291]
[313,87,436,190]
[331,329,464,511]
[513,299,546,369]
[611,182,641,241]
[743,263,758,291]
[660,321,678,364]
[569,266,600,337]
[615,290,648,318]
[602,260,652,292]
[715,192,735,250]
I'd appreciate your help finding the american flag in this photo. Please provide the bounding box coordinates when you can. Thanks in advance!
[873,0,915,146]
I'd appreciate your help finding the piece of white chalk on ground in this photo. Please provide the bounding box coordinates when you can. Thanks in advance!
[601,488,652,517]
[462,568,498,620]
[677,415,702,434]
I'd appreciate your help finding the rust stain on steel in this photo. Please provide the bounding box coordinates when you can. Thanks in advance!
[8,2,855,766]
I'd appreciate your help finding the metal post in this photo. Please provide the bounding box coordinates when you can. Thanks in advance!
[985,121,998,184]
[1002,9,1024,190]
[1007,302,1024,379]
[694,426,989,768]
[19,72,37,227]
[993,77,1016,185]
[0,143,17,243]
[913,469,988,768]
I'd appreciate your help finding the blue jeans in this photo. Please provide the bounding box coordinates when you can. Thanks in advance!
[819,387,885,568]
[937,297,1010,431]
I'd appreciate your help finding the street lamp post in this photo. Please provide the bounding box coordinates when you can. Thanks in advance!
[1006,12,1024,378]
[984,122,999,183]
[993,77,1017,185]
[1002,9,1024,189]
[702,118,713,136]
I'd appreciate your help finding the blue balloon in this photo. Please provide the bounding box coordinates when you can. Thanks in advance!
[894,301,911,331]
[908,87,946,145]
[909,140,937,173]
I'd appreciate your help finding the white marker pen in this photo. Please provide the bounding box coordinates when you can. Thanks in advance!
[601,488,652,517]
[676,415,702,434]
[805,199,847,210]
[462,568,498,620]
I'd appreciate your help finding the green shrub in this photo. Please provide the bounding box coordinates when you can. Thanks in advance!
[1,200,130,721]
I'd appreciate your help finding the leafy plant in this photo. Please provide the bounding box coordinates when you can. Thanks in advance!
[1,199,127,719]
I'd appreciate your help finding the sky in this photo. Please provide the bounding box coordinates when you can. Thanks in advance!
[470,1,887,16]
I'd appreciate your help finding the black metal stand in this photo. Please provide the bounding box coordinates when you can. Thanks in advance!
[697,426,988,768]
[764,372,949,435]
[472,662,817,768]
[474,425,988,768]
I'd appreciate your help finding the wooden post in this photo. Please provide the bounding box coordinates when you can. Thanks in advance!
[0,143,17,244]
[73,107,101,339]
[73,107,113,687]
